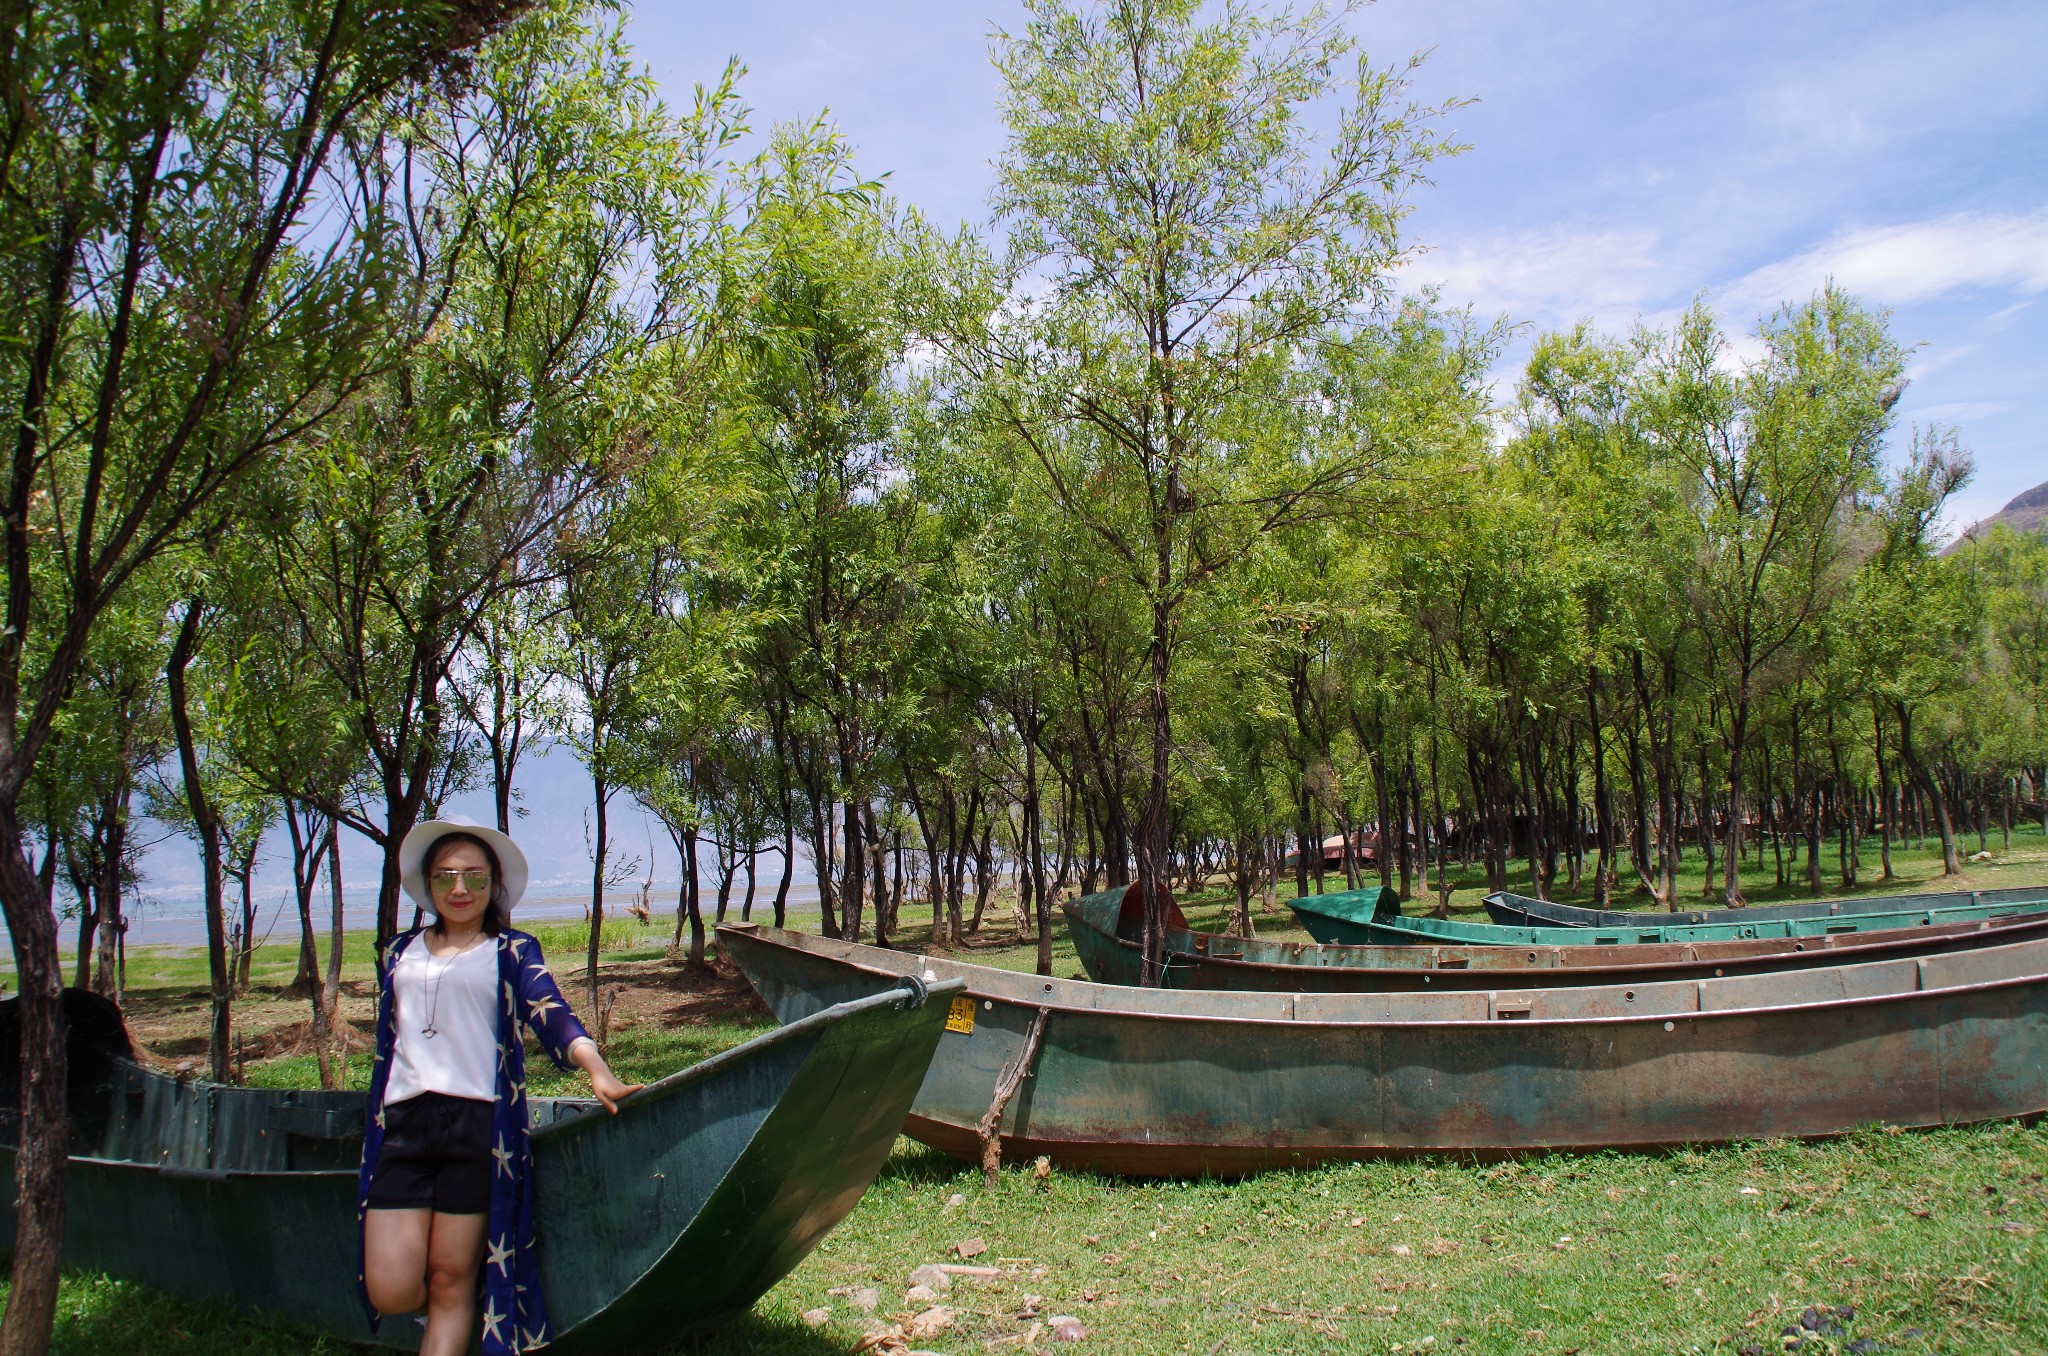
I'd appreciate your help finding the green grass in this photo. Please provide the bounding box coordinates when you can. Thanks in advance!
[8,820,2048,1352]
[12,1124,2048,1353]
[751,1123,2048,1356]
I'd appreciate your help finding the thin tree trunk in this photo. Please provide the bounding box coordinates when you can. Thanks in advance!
[970,822,996,933]
[838,791,866,944]
[670,824,706,968]
[712,839,737,925]
[1370,751,1392,892]
[1894,702,1960,875]
[1697,743,1717,900]
[287,807,338,1088]
[1135,588,1172,986]
[773,819,793,929]
[1026,735,1052,976]
[1586,673,1614,905]
[587,767,609,1018]
[168,598,232,1081]
[91,792,126,1003]
[324,825,347,1077]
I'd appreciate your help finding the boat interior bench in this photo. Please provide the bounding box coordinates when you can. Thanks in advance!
[82,1061,610,1175]
[94,1062,365,1172]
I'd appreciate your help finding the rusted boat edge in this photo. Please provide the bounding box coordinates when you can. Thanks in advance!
[1485,884,2048,930]
[719,920,2048,1036]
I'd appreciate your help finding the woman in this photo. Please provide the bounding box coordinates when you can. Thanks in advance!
[357,818,640,1356]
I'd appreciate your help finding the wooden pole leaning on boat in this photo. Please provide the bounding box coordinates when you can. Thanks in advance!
[977,1006,1050,1186]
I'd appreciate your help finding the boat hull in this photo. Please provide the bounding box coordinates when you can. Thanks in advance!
[720,922,2048,1177]
[0,982,958,1351]
[1064,892,2048,992]
[1483,885,2048,929]
[1293,888,2048,948]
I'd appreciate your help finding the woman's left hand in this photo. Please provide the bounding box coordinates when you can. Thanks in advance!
[591,1069,644,1114]
[569,1038,644,1114]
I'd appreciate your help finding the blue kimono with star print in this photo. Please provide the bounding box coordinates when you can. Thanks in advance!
[356,927,592,1356]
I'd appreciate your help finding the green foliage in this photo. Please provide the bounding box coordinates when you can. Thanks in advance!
[5,6,2040,1348]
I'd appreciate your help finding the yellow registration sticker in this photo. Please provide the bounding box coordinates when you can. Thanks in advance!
[945,995,976,1034]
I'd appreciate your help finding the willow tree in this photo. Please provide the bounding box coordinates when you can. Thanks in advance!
[262,5,742,946]
[1854,430,1976,875]
[964,0,1461,979]
[1644,291,1904,905]
[0,0,535,1346]
[724,126,937,945]
[1964,525,2048,828]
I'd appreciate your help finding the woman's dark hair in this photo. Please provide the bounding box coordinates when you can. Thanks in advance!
[424,831,510,936]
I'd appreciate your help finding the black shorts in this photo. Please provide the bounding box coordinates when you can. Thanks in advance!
[365,1092,494,1215]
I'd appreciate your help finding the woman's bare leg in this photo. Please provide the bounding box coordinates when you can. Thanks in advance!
[421,1211,490,1356]
[363,1207,433,1315]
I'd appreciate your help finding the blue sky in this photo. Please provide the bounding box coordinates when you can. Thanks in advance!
[630,0,2046,533]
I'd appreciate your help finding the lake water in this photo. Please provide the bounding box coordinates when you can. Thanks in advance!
[6,739,827,956]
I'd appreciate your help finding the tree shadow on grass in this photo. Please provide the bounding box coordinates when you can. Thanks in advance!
[33,1273,357,1356]
[664,1310,849,1355]
[29,1271,849,1356]
[873,1138,975,1187]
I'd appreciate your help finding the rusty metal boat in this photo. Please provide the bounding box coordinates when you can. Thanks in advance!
[719,919,2048,1176]
[1484,885,2048,929]
[1063,887,2048,992]
[1291,886,2048,948]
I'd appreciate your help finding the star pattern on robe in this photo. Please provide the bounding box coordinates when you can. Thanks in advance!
[487,1234,515,1275]
[528,993,562,1023]
[522,1326,549,1352]
[493,1133,515,1179]
[481,1299,507,1347]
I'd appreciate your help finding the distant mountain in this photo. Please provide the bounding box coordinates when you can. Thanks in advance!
[1952,479,2048,550]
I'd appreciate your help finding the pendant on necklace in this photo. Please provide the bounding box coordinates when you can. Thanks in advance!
[422,1027,438,1038]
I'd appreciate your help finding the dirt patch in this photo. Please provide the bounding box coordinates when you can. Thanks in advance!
[557,952,773,1038]
[113,953,768,1069]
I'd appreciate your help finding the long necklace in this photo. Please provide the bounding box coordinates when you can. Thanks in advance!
[420,932,488,1039]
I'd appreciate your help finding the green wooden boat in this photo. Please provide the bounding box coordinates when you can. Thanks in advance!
[719,920,2048,1175]
[1484,885,2048,929]
[1065,888,2048,992]
[0,980,961,1351]
[1291,886,2048,948]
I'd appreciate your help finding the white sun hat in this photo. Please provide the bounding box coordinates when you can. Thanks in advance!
[399,814,531,913]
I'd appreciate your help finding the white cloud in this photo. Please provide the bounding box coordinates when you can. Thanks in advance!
[1905,343,1981,383]
[1405,225,1681,327]
[1981,299,2035,332]
[1904,400,2015,426]
[1728,209,2048,314]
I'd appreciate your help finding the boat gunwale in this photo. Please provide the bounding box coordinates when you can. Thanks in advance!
[1484,885,2048,929]
[1285,896,2045,946]
[719,921,2048,1032]
[528,976,966,1144]
[46,980,969,1181]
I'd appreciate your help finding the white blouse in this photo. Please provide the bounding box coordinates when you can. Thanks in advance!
[385,936,499,1105]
